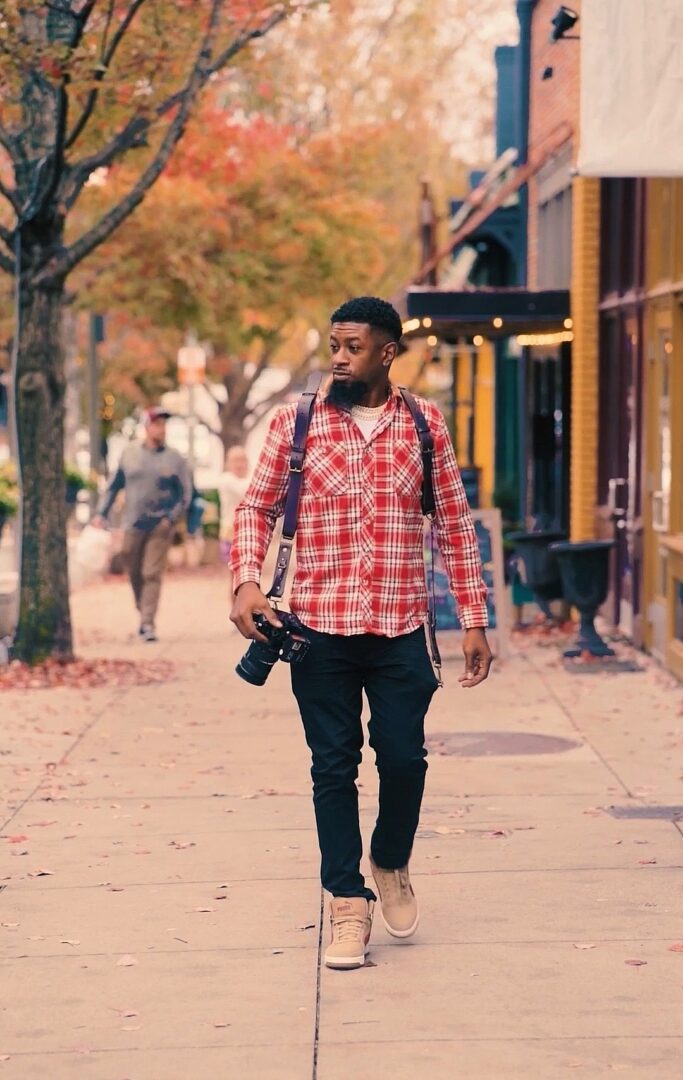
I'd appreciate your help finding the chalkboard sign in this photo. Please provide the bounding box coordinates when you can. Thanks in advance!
[424,507,508,658]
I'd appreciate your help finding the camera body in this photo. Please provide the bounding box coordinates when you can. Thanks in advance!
[235,610,310,686]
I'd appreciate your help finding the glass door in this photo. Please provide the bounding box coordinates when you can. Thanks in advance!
[648,325,673,659]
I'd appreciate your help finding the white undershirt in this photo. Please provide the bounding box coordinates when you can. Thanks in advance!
[351,403,388,441]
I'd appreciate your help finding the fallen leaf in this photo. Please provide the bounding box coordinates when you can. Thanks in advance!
[573,943,596,950]
[272,949,284,955]
[6,835,28,844]
[434,825,451,835]
[116,955,138,967]
[192,907,214,913]
[213,1022,230,1028]
[123,1010,139,1018]
[121,1025,141,1032]
[60,939,80,946]
[667,943,683,953]
[638,858,657,865]
[297,923,316,931]
[624,958,647,966]
[27,868,53,877]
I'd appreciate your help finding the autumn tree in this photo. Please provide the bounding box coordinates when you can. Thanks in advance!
[77,105,397,446]
[237,0,518,285]
[0,0,307,662]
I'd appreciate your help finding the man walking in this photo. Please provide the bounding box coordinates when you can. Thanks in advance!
[230,297,491,968]
[94,406,192,642]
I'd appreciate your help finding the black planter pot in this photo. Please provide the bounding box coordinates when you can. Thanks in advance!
[0,505,6,541]
[549,540,615,657]
[508,531,567,618]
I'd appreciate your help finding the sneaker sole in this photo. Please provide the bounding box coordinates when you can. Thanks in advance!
[324,951,367,969]
[379,907,420,939]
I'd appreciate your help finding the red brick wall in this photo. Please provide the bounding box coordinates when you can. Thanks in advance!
[528,0,581,288]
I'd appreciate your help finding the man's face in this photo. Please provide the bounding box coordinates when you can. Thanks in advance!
[146,418,166,445]
[329,322,395,388]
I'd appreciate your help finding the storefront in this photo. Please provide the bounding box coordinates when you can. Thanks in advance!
[643,180,683,677]
[403,288,570,523]
[595,178,646,644]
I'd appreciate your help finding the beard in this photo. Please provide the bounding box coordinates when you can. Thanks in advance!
[327,377,369,410]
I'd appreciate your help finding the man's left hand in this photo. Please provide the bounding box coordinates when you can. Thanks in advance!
[459,628,493,688]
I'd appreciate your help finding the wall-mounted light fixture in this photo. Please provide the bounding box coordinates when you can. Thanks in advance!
[550,6,579,42]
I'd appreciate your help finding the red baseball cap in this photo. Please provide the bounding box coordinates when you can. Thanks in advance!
[143,406,172,424]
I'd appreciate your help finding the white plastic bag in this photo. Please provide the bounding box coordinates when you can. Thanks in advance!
[73,524,114,579]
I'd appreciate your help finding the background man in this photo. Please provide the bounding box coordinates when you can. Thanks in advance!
[230,296,492,969]
[94,406,192,642]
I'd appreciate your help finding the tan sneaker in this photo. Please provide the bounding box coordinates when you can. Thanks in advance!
[324,897,374,969]
[370,856,419,938]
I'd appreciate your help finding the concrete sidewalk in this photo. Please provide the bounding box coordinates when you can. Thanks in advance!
[1,570,682,1079]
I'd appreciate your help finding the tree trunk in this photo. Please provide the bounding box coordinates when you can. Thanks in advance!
[218,402,250,452]
[12,231,73,662]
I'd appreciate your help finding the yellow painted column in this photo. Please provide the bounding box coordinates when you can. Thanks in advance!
[570,177,601,540]
[474,340,494,507]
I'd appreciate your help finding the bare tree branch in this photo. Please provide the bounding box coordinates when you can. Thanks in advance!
[35,0,225,285]
[0,221,14,247]
[65,0,149,150]
[0,250,15,275]
[68,0,98,46]
[63,7,289,209]
[246,350,317,426]
[208,8,287,74]
[0,177,20,215]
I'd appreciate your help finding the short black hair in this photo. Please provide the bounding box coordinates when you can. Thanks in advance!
[330,296,403,344]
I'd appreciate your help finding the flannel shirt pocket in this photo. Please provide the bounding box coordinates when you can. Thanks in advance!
[392,442,423,499]
[304,444,349,498]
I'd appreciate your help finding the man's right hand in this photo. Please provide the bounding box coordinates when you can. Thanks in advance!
[230,582,283,642]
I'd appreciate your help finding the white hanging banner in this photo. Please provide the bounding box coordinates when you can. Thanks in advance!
[578,0,683,177]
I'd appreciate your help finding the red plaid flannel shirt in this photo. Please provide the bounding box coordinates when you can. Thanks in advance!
[230,387,488,635]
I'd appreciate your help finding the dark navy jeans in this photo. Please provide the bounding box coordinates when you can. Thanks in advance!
[290,627,439,900]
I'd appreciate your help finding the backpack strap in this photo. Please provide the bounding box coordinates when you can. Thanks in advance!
[398,387,436,519]
[267,370,323,600]
[398,387,442,686]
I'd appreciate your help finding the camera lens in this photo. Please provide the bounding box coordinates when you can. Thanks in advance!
[235,638,281,686]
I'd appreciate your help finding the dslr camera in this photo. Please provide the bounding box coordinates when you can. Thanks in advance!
[235,610,310,686]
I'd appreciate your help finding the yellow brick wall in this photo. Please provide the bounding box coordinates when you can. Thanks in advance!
[569,177,601,540]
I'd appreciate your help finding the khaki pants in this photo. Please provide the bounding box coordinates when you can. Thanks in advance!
[122,521,173,628]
